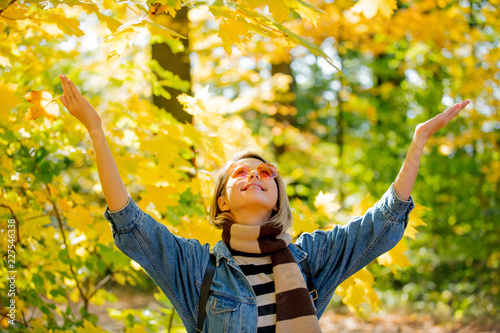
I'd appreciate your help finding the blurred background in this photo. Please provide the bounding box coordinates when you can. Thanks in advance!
[0,0,499,332]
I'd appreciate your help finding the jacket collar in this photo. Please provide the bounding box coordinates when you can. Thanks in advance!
[212,239,307,267]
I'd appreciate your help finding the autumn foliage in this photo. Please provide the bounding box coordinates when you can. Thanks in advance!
[1,0,499,332]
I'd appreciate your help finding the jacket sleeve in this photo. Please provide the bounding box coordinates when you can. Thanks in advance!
[295,182,415,316]
[104,195,210,331]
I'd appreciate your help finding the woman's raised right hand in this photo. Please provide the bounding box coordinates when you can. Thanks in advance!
[59,74,102,130]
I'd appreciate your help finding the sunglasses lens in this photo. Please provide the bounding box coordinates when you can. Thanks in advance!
[229,164,249,179]
[257,164,276,179]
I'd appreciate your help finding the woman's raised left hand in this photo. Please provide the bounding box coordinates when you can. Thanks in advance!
[415,101,470,141]
[414,100,470,141]
[392,100,470,201]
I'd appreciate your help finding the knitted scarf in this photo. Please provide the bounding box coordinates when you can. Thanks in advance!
[222,220,322,332]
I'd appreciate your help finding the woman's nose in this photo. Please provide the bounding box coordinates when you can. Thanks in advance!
[248,170,259,179]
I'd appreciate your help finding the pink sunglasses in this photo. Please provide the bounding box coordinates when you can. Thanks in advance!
[227,162,279,180]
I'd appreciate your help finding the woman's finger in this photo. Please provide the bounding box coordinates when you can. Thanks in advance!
[59,95,68,109]
[62,76,78,109]
[60,75,71,92]
[60,75,74,107]
[59,75,70,97]
[446,101,469,121]
[444,103,460,115]
[68,79,81,101]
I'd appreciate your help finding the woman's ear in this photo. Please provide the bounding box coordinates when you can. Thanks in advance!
[273,204,279,211]
[218,196,230,212]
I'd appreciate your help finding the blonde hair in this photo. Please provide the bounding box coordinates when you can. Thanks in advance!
[209,149,293,230]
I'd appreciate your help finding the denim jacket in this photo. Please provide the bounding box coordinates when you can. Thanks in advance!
[104,183,414,333]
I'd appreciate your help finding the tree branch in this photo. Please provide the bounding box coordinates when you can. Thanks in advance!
[0,311,28,329]
[0,203,19,244]
[45,185,89,312]
[87,273,112,300]
[0,0,17,15]
[236,9,287,36]
[168,307,176,333]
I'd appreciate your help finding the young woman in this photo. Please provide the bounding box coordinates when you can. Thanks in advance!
[58,74,469,332]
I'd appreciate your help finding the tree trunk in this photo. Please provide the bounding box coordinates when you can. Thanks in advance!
[151,7,192,123]
[271,56,296,157]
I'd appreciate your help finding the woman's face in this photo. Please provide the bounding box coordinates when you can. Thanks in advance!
[219,158,279,222]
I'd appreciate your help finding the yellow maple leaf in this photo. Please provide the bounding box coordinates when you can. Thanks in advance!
[351,0,397,19]
[0,316,8,329]
[62,205,93,235]
[125,325,147,333]
[0,82,18,121]
[69,192,85,205]
[172,215,221,247]
[291,198,318,238]
[139,131,192,170]
[196,170,216,207]
[90,289,109,306]
[106,19,184,61]
[0,1,28,19]
[178,88,227,132]
[46,10,84,37]
[106,25,141,61]
[80,3,122,32]
[116,153,149,177]
[268,0,291,23]
[57,198,73,211]
[218,17,252,56]
[352,192,375,217]
[0,197,23,214]
[93,220,114,245]
[336,268,381,313]
[482,160,500,185]
[217,117,258,158]
[149,1,182,17]
[314,191,341,218]
[75,319,104,333]
[23,91,59,127]
[377,239,411,275]
[138,184,181,212]
[113,273,127,286]
[405,202,429,239]
[182,125,226,165]
[0,56,12,67]
[293,0,320,27]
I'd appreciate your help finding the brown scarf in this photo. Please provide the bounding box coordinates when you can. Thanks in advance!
[222,220,322,332]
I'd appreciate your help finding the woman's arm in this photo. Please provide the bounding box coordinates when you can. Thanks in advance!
[393,101,470,201]
[59,75,129,211]
[59,75,211,330]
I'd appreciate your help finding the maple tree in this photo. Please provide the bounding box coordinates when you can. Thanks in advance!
[1,0,499,331]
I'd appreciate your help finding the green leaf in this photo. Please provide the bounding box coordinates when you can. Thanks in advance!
[126,313,135,327]
[40,306,50,316]
[32,273,44,287]
[58,248,71,264]
[149,59,190,93]
[39,160,54,183]
[151,36,185,54]
[106,292,118,303]
[44,271,56,284]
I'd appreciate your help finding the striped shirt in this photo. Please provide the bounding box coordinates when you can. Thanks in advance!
[230,249,276,333]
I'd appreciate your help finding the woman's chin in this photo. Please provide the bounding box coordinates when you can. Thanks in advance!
[234,200,274,212]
